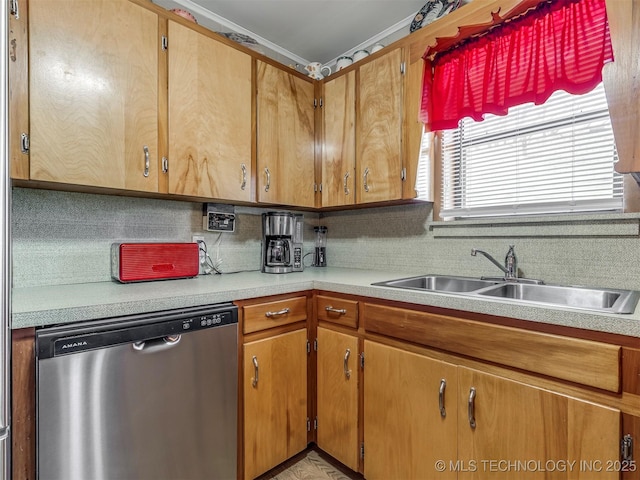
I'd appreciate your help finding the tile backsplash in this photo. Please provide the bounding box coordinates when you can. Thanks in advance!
[11,187,640,291]
[11,188,316,288]
[319,204,640,291]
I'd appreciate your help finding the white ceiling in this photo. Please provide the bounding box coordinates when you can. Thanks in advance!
[154,0,430,65]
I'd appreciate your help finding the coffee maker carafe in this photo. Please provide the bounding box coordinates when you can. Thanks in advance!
[262,212,304,273]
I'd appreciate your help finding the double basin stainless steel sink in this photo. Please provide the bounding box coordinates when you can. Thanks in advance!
[372,275,640,314]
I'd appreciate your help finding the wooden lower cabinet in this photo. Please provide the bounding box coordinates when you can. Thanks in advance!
[363,340,622,480]
[316,327,359,470]
[363,340,458,480]
[243,328,308,480]
[457,367,621,480]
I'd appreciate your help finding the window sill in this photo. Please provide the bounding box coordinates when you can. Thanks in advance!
[430,212,640,238]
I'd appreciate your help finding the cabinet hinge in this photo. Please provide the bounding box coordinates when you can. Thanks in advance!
[400,61,406,75]
[162,157,168,173]
[307,417,311,432]
[360,351,365,369]
[313,338,318,352]
[360,442,365,459]
[10,0,19,19]
[161,35,168,51]
[314,416,318,430]
[621,434,634,462]
[20,133,29,154]
[401,167,407,181]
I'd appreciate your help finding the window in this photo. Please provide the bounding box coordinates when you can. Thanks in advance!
[439,83,623,220]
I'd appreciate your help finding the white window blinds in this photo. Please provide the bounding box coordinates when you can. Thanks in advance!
[440,83,623,219]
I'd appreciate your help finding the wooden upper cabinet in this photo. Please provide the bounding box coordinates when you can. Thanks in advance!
[603,0,640,175]
[404,57,430,201]
[356,48,404,204]
[168,21,253,202]
[256,61,315,208]
[322,71,356,207]
[28,0,159,192]
[9,0,29,180]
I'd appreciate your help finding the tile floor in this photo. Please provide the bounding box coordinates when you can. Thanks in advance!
[258,450,361,480]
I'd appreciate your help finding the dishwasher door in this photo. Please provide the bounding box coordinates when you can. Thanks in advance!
[36,305,238,480]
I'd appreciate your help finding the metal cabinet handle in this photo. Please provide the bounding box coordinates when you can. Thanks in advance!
[363,167,370,192]
[252,356,259,387]
[343,172,350,195]
[265,307,290,318]
[468,387,476,429]
[344,349,351,379]
[325,306,347,315]
[439,379,447,418]
[143,145,150,177]
[264,167,270,192]
[241,163,247,190]
[10,0,19,19]
[20,133,29,154]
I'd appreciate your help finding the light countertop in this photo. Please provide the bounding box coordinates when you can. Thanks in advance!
[11,268,640,338]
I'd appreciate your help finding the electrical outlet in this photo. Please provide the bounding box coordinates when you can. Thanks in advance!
[192,235,206,273]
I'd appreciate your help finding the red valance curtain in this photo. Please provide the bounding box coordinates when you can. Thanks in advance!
[420,0,613,131]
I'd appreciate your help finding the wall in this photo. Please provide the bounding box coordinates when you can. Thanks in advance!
[11,188,317,288]
[12,187,640,292]
[319,203,640,292]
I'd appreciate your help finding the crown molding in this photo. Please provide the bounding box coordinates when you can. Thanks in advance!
[165,0,311,66]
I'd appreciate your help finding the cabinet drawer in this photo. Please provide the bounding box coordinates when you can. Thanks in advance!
[316,295,358,328]
[244,297,307,334]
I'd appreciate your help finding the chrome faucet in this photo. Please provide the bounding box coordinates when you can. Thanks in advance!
[471,245,518,281]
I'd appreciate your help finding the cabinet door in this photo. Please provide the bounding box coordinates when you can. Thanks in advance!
[256,61,315,207]
[316,327,359,470]
[458,367,620,480]
[322,71,356,207]
[364,340,457,480]
[29,0,159,192]
[244,329,308,480]
[9,0,29,180]
[356,49,403,204]
[168,22,252,202]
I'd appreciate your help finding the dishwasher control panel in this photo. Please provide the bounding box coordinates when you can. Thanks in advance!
[36,304,238,359]
[181,311,234,331]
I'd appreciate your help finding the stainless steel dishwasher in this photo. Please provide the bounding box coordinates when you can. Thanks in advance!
[36,303,238,480]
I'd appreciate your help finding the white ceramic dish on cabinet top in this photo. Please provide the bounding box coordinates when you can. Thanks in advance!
[410,0,461,32]
[353,49,369,61]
